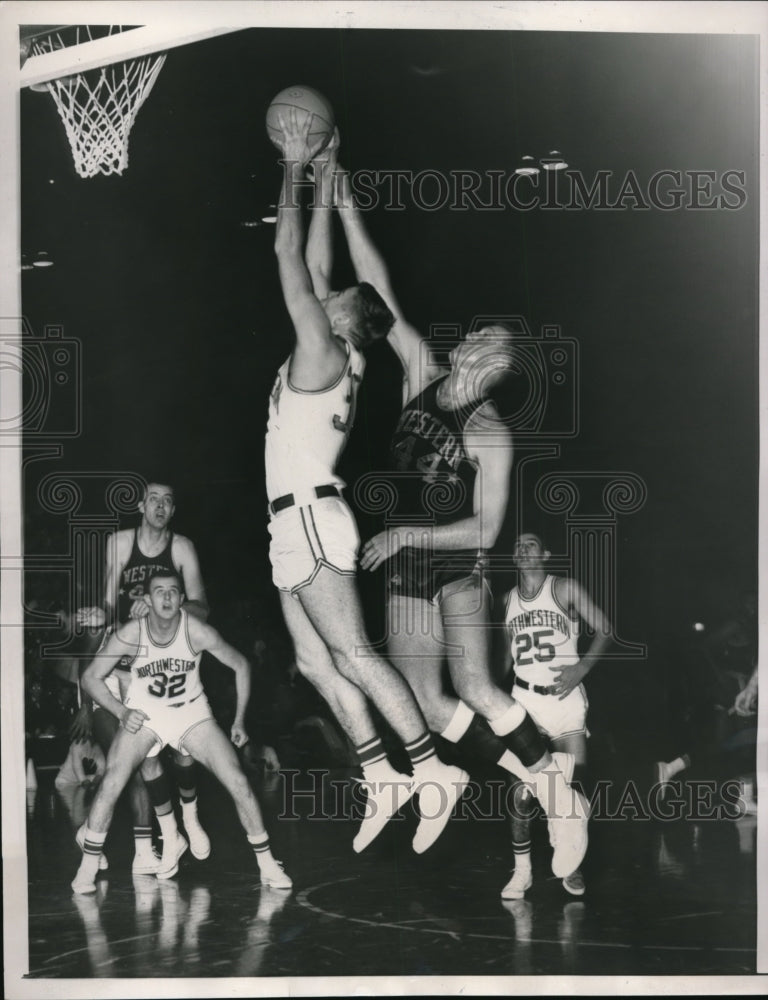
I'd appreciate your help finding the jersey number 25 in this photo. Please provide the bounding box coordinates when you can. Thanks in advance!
[514,629,556,666]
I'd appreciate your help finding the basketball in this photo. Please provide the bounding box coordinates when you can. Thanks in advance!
[265,85,335,153]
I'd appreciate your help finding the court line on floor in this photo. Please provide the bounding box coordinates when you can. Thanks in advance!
[295,878,756,953]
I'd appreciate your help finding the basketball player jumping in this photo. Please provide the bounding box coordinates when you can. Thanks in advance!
[501,532,612,898]
[267,110,468,854]
[331,159,590,884]
[74,481,211,877]
[71,569,291,894]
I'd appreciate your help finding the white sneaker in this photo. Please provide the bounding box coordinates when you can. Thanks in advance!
[71,870,98,895]
[411,761,469,854]
[562,868,586,896]
[258,856,293,890]
[534,753,589,879]
[654,760,673,787]
[132,846,162,876]
[76,824,108,871]
[183,812,211,860]
[352,772,416,853]
[501,866,533,899]
[156,832,188,880]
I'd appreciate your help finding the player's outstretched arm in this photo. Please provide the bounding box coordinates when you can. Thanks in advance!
[81,622,146,731]
[274,109,345,387]
[360,401,513,570]
[189,618,252,747]
[305,127,339,299]
[172,535,209,622]
[335,167,445,402]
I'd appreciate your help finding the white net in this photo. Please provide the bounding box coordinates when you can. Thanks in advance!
[30,27,166,178]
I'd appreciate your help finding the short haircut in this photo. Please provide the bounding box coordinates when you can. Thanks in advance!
[145,569,184,594]
[143,480,175,501]
[517,531,547,549]
[354,282,396,343]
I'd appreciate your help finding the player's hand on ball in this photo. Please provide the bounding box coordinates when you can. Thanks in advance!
[360,529,402,572]
[129,599,150,619]
[77,606,105,628]
[120,707,149,734]
[231,724,249,748]
[313,126,340,163]
[278,107,327,167]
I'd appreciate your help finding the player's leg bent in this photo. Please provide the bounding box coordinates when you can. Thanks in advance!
[281,590,416,853]
[440,582,516,722]
[183,720,292,888]
[93,693,157,872]
[72,725,156,893]
[184,720,266,836]
[296,566,432,744]
[386,594,457,733]
[280,589,376,744]
[299,567,469,852]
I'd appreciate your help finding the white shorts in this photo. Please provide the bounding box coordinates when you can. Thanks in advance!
[512,682,589,741]
[268,496,360,594]
[124,692,214,757]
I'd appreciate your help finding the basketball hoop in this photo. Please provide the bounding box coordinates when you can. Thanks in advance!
[28,26,166,178]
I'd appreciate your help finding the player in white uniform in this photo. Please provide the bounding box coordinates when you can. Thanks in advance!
[73,481,211,877]
[501,533,612,898]
[71,570,291,895]
[267,111,468,855]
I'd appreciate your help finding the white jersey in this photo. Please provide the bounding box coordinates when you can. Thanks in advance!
[505,574,580,686]
[123,609,204,712]
[264,341,365,504]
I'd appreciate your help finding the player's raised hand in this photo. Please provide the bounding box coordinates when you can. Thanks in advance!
[307,126,340,187]
[129,598,150,619]
[76,606,105,628]
[231,723,249,748]
[277,107,326,168]
[120,707,149,734]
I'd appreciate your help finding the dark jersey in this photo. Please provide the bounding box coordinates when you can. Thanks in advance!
[117,529,178,624]
[387,377,485,600]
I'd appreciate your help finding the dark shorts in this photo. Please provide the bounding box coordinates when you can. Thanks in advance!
[387,548,488,605]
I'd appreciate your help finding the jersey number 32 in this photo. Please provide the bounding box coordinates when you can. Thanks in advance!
[147,673,186,699]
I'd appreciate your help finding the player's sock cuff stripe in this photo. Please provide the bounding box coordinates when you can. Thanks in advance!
[405,733,434,755]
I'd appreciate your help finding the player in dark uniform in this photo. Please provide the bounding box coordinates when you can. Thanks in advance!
[334,163,589,885]
[75,481,211,877]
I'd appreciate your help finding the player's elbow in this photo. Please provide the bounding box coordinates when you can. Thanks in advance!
[480,512,505,548]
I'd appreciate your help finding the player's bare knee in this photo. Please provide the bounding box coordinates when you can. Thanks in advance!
[451,672,496,718]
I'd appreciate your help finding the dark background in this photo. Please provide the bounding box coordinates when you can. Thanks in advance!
[20,27,759,748]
